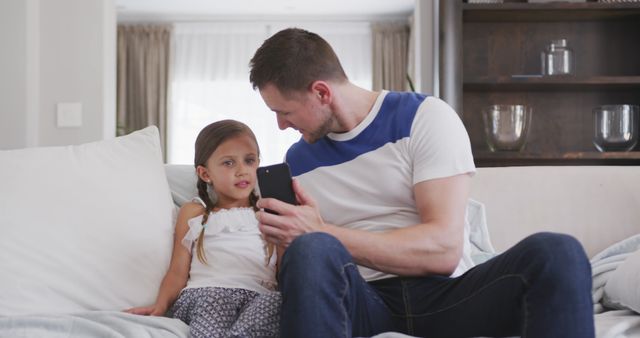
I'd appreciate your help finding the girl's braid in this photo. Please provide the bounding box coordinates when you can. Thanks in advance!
[195,177,215,264]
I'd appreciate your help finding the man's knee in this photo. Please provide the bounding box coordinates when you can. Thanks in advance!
[525,232,586,257]
[285,232,350,262]
[281,233,351,275]
[523,232,590,280]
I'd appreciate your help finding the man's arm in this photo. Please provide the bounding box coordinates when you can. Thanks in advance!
[256,173,471,277]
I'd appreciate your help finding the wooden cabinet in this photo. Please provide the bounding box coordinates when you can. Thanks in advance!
[445,1,640,166]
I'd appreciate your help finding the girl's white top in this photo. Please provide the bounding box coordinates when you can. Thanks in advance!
[181,198,277,293]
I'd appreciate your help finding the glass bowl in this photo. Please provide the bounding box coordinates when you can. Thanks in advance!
[593,105,639,152]
[482,105,532,152]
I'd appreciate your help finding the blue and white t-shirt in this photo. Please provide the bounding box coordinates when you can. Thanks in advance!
[285,90,476,281]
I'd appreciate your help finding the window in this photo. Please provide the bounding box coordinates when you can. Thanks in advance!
[168,22,372,165]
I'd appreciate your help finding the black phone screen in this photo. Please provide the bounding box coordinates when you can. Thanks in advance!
[256,163,297,214]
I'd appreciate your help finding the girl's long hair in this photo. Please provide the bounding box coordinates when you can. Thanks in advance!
[193,120,268,264]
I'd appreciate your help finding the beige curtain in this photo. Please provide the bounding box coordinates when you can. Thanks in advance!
[372,21,410,92]
[117,24,172,159]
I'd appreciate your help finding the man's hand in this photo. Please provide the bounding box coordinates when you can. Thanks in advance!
[257,179,325,248]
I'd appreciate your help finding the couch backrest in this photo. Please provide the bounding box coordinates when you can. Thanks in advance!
[470,166,640,258]
[165,164,640,259]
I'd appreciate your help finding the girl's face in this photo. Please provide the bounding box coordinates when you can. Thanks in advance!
[197,133,260,209]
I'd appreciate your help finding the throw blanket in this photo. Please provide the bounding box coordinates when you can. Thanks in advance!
[0,311,190,338]
[591,233,640,314]
[2,233,638,338]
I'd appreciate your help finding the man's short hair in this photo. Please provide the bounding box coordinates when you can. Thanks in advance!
[249,28,348,94]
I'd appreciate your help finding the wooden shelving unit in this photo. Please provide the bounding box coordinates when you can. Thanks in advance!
[443,1,640,167]
[474,151,640,167]
[464,76,640,91]
[464,2,640,21]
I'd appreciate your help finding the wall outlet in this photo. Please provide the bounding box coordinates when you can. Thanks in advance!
[57,102,83,128]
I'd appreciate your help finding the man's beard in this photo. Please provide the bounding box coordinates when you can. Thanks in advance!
[305,112,334,144]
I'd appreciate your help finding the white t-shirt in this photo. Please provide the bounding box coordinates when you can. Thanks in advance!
[182,203,277,293]
[285,91,476,281]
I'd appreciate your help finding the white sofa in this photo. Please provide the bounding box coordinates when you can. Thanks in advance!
[470,166,640,338]
[1,127,639,337]
[470,166,640,259]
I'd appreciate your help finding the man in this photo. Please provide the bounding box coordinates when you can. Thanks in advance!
[250,28,594,338]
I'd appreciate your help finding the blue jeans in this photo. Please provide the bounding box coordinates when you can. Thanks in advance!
[278,232,594,338]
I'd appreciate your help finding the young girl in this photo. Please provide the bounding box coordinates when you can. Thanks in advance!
[126,120,281,338]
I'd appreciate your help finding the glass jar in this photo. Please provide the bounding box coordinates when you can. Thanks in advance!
[541,39,574,76]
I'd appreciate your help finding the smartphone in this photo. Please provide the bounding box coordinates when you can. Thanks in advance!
[256,163,297,215]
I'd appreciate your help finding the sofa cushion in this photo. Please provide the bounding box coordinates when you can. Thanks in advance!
[470,166,640,258]
[0,126,175,315]
[165,164,198,208]
[604,246,640,314]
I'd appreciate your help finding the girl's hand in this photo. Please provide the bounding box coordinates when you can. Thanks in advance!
[124,304,166,316]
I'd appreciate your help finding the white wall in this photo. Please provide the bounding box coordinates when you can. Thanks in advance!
[412,0,437,96]
[0,1,28,149]
[0,0,432,150]
[0,0,116,150]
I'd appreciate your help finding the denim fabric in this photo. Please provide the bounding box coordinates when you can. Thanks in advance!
[278,232,594,338]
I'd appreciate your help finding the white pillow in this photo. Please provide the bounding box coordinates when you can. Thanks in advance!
[165,164,198,207]
[0,126,175,316]
[604,248,640,314]
[466,198,497,264]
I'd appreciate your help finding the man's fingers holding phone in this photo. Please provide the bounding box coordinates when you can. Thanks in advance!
[291,178,316,208]
[258,222,290,247]
[257,207,306,249]
[256,197,294,216]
